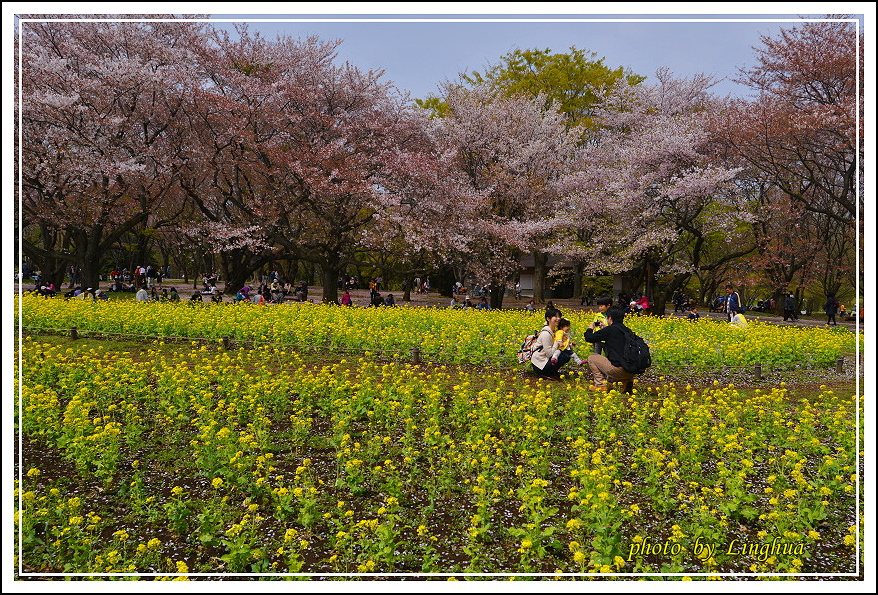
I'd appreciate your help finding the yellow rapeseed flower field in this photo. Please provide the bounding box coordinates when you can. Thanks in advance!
[13,298,864,577]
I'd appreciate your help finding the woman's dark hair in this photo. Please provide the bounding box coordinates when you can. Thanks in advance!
[545,307,562,321]
[596,295,613,307]
[606,306,625,324]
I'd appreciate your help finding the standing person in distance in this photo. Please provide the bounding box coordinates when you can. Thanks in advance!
[724,284,742,323]
[824,294,839,326]
[783,292,799,322]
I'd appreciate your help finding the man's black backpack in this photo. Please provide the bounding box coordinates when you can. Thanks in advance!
[620,327,651,374]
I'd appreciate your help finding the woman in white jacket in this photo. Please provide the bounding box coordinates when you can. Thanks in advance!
[530,307,569,379]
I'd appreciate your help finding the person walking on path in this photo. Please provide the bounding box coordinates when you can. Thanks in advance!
[783,292,799,322]
[824,294,839,325]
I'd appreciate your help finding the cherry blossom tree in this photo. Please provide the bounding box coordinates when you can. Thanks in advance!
[563,69,746,313]
[722,18,861,223]
[712,18,862,306]
[19,16,207,290]
[178,27,439,303]
[427,85,581,307]
[743,177,857,315]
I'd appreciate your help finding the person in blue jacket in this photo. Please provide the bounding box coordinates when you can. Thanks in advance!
[724,284,742,322]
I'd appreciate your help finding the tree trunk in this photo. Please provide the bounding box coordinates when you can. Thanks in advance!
[23,225,74,289]
[489,281,505,310]
[655,273,691,318]
[533,251,548,304]
[75,228,105,290]
[772,287,786,317]
[402,276,412,302]
[220,251,255,295]
[283,259,299,286]
[79,257,102,292]
[320,257,340,304]
[699,277,719,308]
[572,261,584,302]
[133,233,152,271]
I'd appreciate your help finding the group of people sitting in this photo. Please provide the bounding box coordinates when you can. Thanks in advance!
[68,286,109,300]
[136,286,180,302]
[31,282,111,301]
[449,296,492,310]
[621,293,650,315]
[31,282,58,297]
[230,281,309,304]
[368,292,397,307]
[452,281,494,297]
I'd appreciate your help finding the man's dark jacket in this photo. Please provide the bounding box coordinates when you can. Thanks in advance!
[584,323,629,368]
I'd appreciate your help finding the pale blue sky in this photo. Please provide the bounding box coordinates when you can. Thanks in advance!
[210,13,862,101]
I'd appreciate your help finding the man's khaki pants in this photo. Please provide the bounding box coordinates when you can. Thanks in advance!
[587,354,634,387]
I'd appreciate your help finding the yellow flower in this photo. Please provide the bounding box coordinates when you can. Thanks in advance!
[573,551,586,564]
[211,477,223,489]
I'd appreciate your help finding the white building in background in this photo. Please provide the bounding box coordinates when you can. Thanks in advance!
[517,254,632,300]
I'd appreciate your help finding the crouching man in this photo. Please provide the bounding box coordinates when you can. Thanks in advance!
[583,306,635,393]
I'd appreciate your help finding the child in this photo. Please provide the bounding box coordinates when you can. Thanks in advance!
[550,318,584,366]
[687,306,700,320]
[593,296,612,327]
[729,308,749,328]
[591,296,613,355]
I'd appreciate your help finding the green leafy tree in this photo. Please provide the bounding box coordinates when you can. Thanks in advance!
[460,47,644,131]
